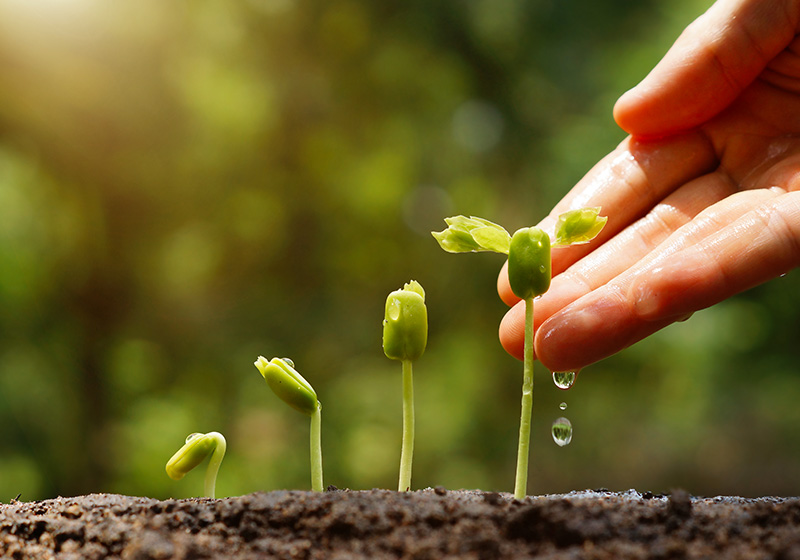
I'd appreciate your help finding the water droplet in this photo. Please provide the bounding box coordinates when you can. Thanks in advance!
[559,402,567,411]
[282,358,295,368]
[388,299,402,321]
[551,417,573,447]
[552,371,576,390]
[185,433,202,443]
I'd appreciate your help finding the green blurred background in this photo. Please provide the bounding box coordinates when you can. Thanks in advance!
[1,0,799,501]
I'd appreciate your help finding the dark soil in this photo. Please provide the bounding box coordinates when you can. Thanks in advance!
[1,488,800,559]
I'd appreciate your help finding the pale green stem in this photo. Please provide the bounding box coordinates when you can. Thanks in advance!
[398,359,415,491]
[310,402,324,492]
[514,296,534,500]
[204,435,227,499]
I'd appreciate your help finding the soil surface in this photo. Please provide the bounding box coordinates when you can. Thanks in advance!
[1,487,799,559]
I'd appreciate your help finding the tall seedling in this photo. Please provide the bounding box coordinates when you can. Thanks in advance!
[433,208,606,499]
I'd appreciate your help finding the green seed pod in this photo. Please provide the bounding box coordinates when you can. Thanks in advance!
[166,432,226,481]
[254,356,318,416]
[383,280,428,361]
[508,227,551,300]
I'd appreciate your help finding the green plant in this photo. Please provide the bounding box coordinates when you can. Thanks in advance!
[254,356,324,492]
[165,431,227,499]
[382,280,428,492]
[433,208,606,499]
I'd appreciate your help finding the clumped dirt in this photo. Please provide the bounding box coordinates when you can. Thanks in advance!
[1,487,800,559]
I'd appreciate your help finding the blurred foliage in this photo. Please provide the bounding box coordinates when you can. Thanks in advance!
[0,0,798,501]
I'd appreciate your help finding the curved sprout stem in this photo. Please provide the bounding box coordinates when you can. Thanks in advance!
[310,403,324,492]
[204,432,227,499]
[398,359,415,492]
[514,296,534,500]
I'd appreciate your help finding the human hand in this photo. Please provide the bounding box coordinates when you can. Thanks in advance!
[498,0,800,373]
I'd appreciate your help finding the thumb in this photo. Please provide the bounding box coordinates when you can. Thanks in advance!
[614,0,799,137]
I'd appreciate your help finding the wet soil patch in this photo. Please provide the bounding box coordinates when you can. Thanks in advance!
[1,488,799,559]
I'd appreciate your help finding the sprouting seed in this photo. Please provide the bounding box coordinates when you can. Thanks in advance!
[254,356,323,492]
[166,431,227,499]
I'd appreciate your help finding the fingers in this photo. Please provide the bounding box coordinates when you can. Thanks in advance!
[497,300,525,360]
[632,189,800,321]
[614,0,800,137]
[533,188,800,372]
[497,131,717,307]
[498,169,745,359]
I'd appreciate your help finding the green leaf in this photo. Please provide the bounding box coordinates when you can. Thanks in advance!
[553,207,607,246]
[431,216,511,254]
[470,226,511,254]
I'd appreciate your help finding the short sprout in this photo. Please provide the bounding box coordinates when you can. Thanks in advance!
[165,431,226,499]
[254,356,324,492]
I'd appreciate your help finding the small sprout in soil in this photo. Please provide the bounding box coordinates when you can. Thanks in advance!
[166,431,227,499]
[433,208,606,499]
[382,280,428,492]
[254,356,324,492]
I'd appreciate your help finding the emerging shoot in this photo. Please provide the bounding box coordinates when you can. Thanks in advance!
[166,431,227,499]
[382,280,428,491]
[254,356,323,492]
[433,208,606,499]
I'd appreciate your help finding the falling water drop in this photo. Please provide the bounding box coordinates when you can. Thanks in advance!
[552,371,576,390]
[551,417,573,447]
[559,402,567,411]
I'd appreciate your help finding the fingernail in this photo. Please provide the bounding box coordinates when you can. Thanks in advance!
[537,297,623,371]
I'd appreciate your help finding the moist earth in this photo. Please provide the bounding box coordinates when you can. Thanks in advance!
[1,488,799,559]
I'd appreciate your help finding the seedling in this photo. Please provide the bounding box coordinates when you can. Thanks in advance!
[254,356,324,492]
[165,431,227,498]
[382,280,428,492]
[433,208,606,499]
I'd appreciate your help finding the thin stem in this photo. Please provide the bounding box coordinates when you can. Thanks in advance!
[398,359,415,491]
[203,433,227,499]
[514,296,534,500]
[310,403,324,492]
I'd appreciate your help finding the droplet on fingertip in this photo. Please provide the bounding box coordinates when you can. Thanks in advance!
[553,371,576,390]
